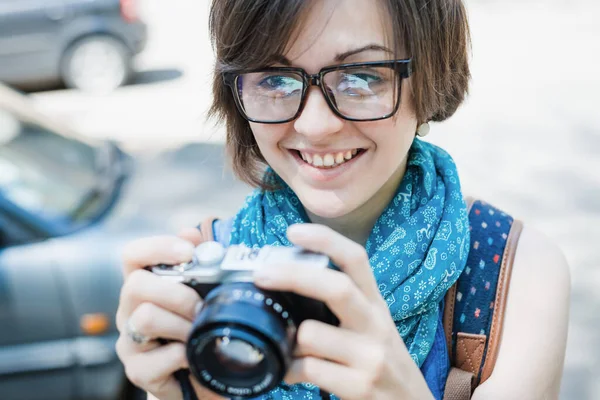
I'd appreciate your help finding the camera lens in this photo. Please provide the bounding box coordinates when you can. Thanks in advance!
[190,325,280,396]
[186,283,297,398]
[205,334,267,378]
[213,337,264,372]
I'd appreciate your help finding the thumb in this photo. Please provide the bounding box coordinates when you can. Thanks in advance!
[177,227,204,246]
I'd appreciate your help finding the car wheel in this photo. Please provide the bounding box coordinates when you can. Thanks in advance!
[61,35,132,93]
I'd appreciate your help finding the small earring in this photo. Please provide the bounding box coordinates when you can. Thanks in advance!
[416,122,430,137]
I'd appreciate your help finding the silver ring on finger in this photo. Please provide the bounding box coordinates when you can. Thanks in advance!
[126,318,151,346]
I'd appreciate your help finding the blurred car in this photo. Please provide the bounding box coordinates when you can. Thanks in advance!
[0,83,155,400]
[0,0,147,92]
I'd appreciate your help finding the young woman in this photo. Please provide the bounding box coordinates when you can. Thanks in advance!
[115,0,570,399]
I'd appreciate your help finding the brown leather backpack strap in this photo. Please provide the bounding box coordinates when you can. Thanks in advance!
[443,283,457,359]
[443,367,474,400]
[198,217,218,243]
[455,332,487,383]
[444,292,487,385]
[444,199,524,399]
[446,216,524,396]
[479,219,524,383]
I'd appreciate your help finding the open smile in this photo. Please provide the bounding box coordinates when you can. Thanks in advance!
[296,149,365,168]
[288,148,367,182]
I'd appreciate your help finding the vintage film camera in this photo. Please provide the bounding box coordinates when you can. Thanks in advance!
[150,241,338,398]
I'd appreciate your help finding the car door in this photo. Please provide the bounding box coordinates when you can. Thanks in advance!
[0,0,71,83]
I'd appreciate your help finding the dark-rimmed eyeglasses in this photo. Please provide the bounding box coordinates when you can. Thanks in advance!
[223,59,412,124]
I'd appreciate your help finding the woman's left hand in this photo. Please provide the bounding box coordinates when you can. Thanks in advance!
[253,224,435,400]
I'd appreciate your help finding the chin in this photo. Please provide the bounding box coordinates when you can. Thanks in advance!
[300,193,357,220]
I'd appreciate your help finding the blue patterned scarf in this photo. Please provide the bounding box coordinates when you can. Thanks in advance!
[229,139,470,399]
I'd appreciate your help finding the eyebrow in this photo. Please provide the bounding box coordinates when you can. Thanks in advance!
[271,44,394,66]
[334,44,393,62]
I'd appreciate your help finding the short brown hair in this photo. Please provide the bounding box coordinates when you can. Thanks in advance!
[208,0,471,187]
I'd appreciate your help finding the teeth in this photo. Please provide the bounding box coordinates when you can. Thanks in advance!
[299,149,362,168]
[323,154,335,167]
[312,154,324,167]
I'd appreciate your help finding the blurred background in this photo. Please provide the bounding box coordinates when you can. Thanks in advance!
[0,0,597,399]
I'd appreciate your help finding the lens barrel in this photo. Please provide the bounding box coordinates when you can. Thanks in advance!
[186,283,297,398]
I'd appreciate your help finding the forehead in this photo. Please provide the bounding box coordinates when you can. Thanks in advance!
[285,0,394,68]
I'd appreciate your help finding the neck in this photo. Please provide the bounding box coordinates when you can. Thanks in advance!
[306,159,408,247]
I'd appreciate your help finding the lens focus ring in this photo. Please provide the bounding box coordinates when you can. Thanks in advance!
[186,283,296,398]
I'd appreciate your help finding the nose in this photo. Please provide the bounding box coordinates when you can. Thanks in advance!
[293,86,344,141]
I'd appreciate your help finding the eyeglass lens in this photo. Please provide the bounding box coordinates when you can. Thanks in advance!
[236,66,398,122]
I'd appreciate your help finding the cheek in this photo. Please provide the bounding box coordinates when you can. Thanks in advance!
[359,117,417,154]
[249,122,289,156]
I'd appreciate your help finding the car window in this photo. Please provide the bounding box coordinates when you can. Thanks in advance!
[0,107,100,223]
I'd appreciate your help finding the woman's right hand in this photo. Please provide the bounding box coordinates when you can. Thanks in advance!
[115,228,226,400]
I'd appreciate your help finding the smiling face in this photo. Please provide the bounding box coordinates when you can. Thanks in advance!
[248,0,418,221]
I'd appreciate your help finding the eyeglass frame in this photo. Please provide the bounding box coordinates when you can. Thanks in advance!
[222,59,412,124]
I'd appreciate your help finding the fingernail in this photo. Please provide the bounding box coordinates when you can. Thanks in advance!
[174,241,194,259]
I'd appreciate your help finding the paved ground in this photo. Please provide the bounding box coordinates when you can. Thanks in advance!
[29,0,600,398]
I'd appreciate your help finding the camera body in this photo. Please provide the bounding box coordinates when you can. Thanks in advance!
[150,241,338,398]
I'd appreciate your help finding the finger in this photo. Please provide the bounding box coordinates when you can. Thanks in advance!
[287,224,380,300]
[178,228,204,246]
[116,269,201,331]
[284,357,372,400]
[128,302,194,343]
[124,342,188,397]
[122,235,195,278]
[253,263,376,332]
[294,320,382,371]
[116,338,225,400]
[116,334,162,359]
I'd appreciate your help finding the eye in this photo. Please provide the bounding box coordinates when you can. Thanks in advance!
[347,73,382,84]
[337,72,385,96]
[257,75,302,97]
